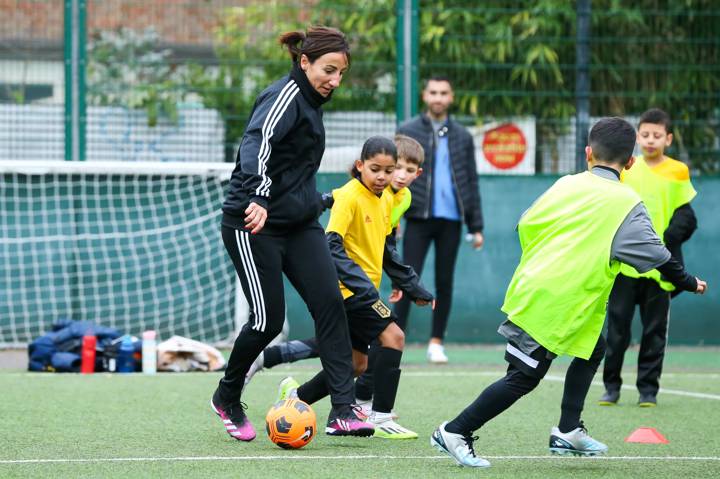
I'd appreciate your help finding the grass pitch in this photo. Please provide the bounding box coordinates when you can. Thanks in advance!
[1,345,719,478]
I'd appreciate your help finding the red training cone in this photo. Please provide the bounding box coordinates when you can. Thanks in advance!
[624,427,669,444]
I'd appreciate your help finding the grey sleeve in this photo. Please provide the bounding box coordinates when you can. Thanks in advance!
[611,203,671,273]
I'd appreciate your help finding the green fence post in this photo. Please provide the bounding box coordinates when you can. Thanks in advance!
[396,0,419,124]
[64,0,87,161]
[575,0,590,172]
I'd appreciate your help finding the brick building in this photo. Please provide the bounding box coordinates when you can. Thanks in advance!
[0,0,250,103]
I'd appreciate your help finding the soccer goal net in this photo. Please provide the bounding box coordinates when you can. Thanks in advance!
[0,161,239,347]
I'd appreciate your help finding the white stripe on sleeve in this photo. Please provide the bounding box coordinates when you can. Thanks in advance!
[255,81,300,198]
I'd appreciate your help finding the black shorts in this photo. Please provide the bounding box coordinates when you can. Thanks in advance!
[504,340,556,379]
[344,295,396,352]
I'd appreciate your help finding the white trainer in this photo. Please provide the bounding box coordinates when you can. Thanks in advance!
[354,398,372,420]
[549,422,608,456]
[369,411,418,439]
[430,421,490,467]
[244,351,264,386]
[354,397,398,419]
[427,343,449,364]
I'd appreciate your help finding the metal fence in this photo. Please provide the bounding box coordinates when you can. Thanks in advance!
[1,0,718,174]
[417,1,720,174]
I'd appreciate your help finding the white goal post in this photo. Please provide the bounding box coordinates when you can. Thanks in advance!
[0,160,249,347]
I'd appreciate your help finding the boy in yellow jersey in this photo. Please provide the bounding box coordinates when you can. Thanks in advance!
[276,136,433,439]
[430,118,706,468]
[600,109,698,407]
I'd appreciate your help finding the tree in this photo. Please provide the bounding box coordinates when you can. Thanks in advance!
[87,27,186,127]
[186,2,303,162]
[186,1,397,161]
[188,0,718,172]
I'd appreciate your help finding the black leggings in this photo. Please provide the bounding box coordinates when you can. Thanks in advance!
[264,338,319,369]
[394,218,461,339]
[446,336,606,435]
[218,223,355,406]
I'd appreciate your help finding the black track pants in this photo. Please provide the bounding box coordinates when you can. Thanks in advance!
[218,223,355,406]
[603,274,670,396]
[394,218,461,339]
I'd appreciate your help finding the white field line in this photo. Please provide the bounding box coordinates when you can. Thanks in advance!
[651,373,720,379]
[542,375,720,400]
[9,370,720,400]
[2,455,720,465]
[11,370,720,379]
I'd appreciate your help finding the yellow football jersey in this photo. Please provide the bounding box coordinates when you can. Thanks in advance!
[327,179,393,299]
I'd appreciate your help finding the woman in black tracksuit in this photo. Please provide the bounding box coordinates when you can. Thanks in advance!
[210,26,373,440]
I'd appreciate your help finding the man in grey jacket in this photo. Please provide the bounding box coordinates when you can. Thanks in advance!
[395,76,484,363]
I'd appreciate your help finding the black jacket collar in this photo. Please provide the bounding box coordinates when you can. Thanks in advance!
[290,62,332,108]
[421,112,452,131]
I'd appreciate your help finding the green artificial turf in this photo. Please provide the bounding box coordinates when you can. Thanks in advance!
[1,345,718,478]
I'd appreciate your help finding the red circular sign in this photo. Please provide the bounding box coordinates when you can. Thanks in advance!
[482,123,527,170]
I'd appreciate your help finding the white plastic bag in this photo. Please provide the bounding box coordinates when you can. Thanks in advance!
[157,335,226,372]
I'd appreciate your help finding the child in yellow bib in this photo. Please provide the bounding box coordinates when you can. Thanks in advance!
[429,118,706,468]
[600,109,698,407]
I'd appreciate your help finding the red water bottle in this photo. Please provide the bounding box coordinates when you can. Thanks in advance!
[81,334,97,374]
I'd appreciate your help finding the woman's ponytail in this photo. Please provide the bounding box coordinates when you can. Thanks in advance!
[278,30,307,63]
[278,26,350,64]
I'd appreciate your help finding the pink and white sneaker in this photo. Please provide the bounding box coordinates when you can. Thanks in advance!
[210,390,256,442]
[325,405,375,437]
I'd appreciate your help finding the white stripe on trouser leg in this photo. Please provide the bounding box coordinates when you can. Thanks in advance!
[234,230,265,332]
[506,343,540,369]
[234,229,262,331]
[239,230,267,332]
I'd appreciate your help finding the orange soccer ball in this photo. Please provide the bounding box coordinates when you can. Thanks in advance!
[265,399,317,449]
